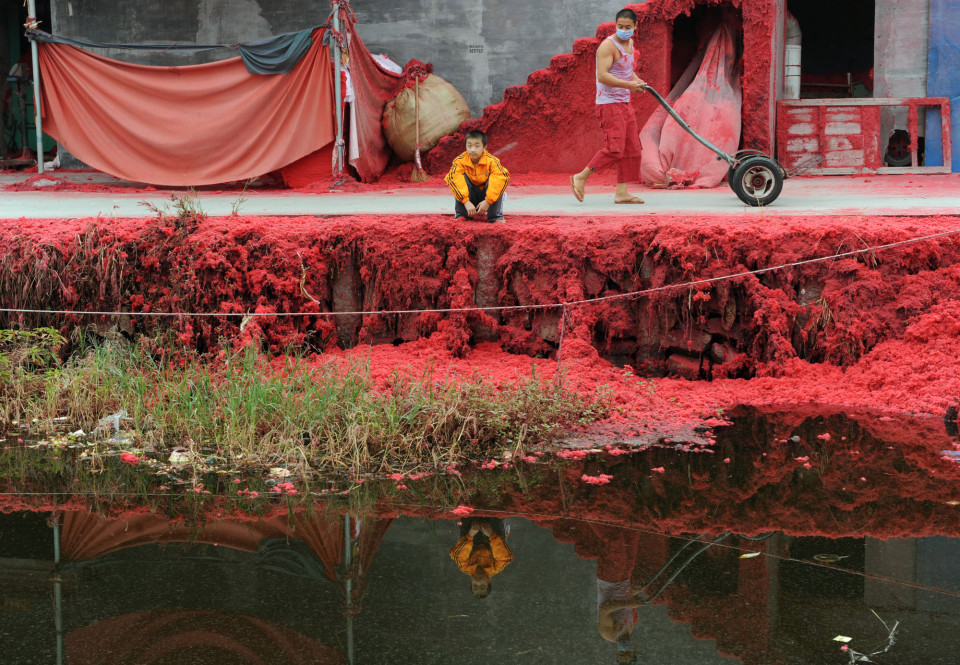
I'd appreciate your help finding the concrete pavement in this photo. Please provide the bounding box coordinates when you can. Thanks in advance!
[1,171,958,219]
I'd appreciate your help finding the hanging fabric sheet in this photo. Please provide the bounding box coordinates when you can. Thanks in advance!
[640,22,742,188]
[28,27,320,74]
[36,28,336,186]
[924,0,960,172]
[335,14,406,182]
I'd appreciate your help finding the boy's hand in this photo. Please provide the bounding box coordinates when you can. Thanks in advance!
[464,201,478,217]
[477,200,490,216]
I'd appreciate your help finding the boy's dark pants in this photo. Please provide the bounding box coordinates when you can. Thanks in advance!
[454,176,505,221]
[459,517,507,555]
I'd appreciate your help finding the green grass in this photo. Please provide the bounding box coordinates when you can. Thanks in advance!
[0,330,610,478]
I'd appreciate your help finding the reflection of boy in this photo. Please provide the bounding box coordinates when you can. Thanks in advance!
[449,517,513,598]
[445,130,510,223]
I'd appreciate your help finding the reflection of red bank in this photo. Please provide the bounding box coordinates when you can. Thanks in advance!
[67,610,345,665]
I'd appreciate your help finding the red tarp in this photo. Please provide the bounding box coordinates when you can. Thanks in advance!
[37,30,336,186]
[640,22,742,188]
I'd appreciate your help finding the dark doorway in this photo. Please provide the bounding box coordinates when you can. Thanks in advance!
[787,0,875,98]
[1,0,53,163]
[670,5,743,92]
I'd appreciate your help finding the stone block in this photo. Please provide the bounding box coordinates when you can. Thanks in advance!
[660,328,712,353]
[666,353,701,379]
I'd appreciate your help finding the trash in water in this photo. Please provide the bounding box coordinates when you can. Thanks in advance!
[814,554,849,563]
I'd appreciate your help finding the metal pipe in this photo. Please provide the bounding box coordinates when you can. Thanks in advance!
[331,2,344,177]
[27,0,44,173]
[644,86,735,166]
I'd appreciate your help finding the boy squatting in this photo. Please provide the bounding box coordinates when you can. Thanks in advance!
[444,129,510,223]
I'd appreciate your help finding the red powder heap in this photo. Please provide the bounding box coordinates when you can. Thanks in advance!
[426,0,777,175]
[1,211,958,432]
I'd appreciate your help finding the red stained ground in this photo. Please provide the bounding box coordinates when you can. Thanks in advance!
[2,208,958,442]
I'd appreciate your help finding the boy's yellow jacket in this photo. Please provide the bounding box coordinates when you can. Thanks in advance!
[449,533,513,577]
[445,150,510,205]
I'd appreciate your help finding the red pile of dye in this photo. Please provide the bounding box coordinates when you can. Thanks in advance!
[425,0,777,175]
[2,211,959,434]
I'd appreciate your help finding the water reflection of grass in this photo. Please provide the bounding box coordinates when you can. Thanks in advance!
[1,329,609,480]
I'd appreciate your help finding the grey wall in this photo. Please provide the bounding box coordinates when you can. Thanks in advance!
[49,0,616,116]
[352,0,614,115]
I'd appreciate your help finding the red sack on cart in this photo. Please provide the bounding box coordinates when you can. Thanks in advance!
[640,22,742,188]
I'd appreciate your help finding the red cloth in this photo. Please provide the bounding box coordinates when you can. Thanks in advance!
[587,102,642,183]
[280,143,336,187]
[59,511,294,562]
[640,22,742,188]
[339,14,405,182]
[37,30,336,186]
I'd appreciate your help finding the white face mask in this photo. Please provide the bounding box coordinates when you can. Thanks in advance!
[616,28,634,41]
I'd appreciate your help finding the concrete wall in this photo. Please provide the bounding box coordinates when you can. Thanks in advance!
[351,0,614,115]
[873,0,930,142]
[49,0,616,116]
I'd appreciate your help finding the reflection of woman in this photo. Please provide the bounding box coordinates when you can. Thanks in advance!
[449,517,513,599]
[591,524,643,664]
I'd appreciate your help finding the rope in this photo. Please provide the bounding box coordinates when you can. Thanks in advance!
[414,76,422,170]
[1,227,957,320]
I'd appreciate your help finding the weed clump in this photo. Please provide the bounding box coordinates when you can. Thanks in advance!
[0,332,609,477]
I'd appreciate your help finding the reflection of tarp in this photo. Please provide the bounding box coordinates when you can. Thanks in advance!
[67,610,344,665]
[59,511,292,561]
[59,510,392,590]
[36,30,336,186]
[925,0,960,172]
[640,23,741,188]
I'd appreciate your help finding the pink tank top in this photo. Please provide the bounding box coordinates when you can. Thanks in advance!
[596,36,634,105]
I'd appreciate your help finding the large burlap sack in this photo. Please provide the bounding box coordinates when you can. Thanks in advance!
[383,74,470,162]
[640,22,742,188]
